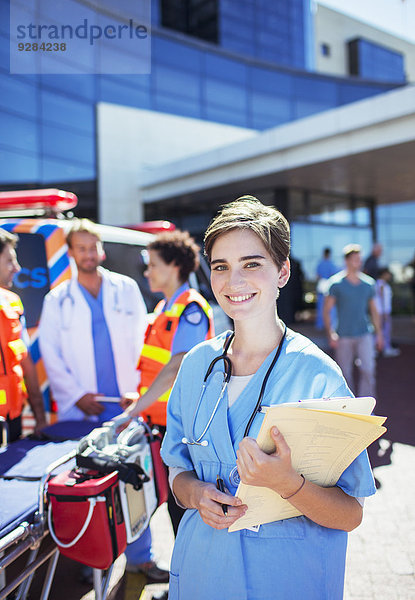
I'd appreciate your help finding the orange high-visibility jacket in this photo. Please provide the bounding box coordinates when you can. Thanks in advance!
[138,288,214,425]
[0,289,28,420]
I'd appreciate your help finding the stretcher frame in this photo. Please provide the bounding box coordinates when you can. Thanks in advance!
[0,449,115,600]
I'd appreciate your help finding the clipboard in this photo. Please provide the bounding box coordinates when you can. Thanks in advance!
[260,396,376,416]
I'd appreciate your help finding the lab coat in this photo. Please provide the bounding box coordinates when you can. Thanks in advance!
[38,268,147,420]
[161,329,376,600]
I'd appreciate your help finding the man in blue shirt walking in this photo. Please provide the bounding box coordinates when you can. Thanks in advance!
[324,244,383,397]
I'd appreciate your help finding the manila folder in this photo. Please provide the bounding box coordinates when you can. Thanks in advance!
[228,405,386,532]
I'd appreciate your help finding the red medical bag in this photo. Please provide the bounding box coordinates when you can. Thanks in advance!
[47,469,127,569]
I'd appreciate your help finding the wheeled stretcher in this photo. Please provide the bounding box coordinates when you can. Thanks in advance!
[0,417,161,600]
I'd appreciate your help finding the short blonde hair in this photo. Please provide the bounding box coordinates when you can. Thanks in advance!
[343,243,361,258]
[204,196,290,269]
[66,219,101,248]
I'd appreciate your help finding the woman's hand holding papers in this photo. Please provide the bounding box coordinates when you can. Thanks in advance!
[236,427,303,499]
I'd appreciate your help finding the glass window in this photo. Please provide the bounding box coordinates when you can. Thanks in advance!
[98,77,151,109]
[0,110,38,153]
[0,74,38,118]
[155,64,201,100]
[41,156,95,183]
[160,0,218,44]
[41,90,95,135]
[41,123,94,165]
[204,53,247,84]
[40,74,97,101]
[153,37,202,71]
[154,92,202,119]
[251,92,292,122]
[204,78,247,111]
[0,147,39,183]
[204,103,248,127]
[250,67,292,96]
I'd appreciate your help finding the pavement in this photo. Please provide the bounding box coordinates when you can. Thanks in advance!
[11,316,415,599]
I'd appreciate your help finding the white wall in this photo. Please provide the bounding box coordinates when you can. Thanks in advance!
[315,4,415,81]
[96,103,256,225]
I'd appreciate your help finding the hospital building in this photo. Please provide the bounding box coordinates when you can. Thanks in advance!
[1,0,415,279]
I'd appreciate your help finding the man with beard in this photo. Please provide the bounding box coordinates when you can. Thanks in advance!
[39,219,147,421]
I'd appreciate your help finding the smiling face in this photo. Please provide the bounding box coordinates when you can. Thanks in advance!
[68,231,104,274]
[210,229,290,324]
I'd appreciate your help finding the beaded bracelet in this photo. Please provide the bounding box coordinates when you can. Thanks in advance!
[281,474,306,500]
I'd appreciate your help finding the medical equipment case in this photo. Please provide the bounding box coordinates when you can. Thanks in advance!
[47,469,127,569]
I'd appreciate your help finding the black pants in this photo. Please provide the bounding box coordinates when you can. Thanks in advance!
[6,414,22,442]
[157,424,185,537]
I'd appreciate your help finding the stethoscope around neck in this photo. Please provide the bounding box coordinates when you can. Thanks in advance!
[181,323,287,447]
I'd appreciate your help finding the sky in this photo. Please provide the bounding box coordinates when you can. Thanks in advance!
[318,0,415,43]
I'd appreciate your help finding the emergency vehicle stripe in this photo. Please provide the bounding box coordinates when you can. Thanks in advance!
[45,227,66,259]
[140,344,171,364]
[49,253,71,288]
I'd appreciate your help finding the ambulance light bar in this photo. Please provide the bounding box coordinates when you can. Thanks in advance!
[0,189,78,213]
[123,221,176,234]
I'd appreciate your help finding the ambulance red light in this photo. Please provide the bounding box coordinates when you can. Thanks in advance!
[0,189,78,212]
[123,221,176,234]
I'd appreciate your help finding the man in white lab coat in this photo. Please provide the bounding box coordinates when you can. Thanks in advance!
[38,219,169,583]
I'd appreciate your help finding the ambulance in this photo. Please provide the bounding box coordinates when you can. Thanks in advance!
[0,188,227,426]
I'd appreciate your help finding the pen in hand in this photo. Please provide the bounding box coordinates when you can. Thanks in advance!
[216,475,228,516]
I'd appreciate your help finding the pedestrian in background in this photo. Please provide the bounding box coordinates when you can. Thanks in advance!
[363,242,383,280]
[315,247,338,330]
[0,230,46,442]
[324,244,383,397]
[375,267,400,357]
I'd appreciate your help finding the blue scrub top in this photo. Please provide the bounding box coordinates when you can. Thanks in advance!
[79,284,121,422]
[161,329,376,600]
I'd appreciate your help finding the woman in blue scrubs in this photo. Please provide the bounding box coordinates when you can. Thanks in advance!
[161,196,376,600]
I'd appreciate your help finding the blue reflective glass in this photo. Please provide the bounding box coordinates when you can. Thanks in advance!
[0,32,9,67]
[98,76,151,108]
[0,1,9,36]
[204,53,247,84]
[204,104,248,127]
[251,92,291,121]
[0,74,38,118]
[293,76,338,102]
[0,110,38,153]
[220,20,255,44]
[0,147,39,183]
[204,78,247,111]
[155,64,200,100]
[41,90,94,135]
[40,74,97,101]
[250,67,292,96]
[153,37,202,71]
[41,156,95,182]
[154,93,201,119]
[41,123,94,165]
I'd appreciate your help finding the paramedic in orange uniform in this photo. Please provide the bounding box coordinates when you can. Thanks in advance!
[0,230,46,442]
[122,230,215,534]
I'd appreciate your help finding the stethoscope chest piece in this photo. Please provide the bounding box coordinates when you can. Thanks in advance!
[229,466,240,486]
